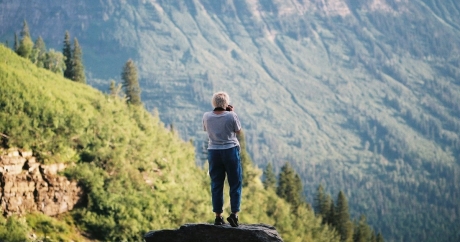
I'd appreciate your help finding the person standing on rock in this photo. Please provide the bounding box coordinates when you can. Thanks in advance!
[202,91,242,227]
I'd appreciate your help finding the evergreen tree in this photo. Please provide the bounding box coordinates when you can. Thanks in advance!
[20,20,30,39]
[44,49,66,75]
[31,36,47,68]
[109,80,122,98]
[293,173,305,209]
[71,38,86,83]
[315,184,333,224]
[110,80,116,96]
[63,31,73,79]
[335,191,354,242]
[263,162,276,190]
[237,130,259,187]
[121,59,142,105]
[13,32,18,52]
[325,194,335,224]
[353,215,372,242]
[277,162,303,211]
[16,20,33,59]
[314,185,325,213]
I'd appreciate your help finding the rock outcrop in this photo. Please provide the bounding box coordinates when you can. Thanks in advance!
[144,223,283,242]
[0,148,83,216]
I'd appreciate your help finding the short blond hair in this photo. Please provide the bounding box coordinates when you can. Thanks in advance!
[212,91,230,108]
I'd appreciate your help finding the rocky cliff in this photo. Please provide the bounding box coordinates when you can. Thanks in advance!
[0,148,82,216]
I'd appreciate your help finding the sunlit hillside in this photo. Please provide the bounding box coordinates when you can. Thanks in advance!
[0,45,342,241]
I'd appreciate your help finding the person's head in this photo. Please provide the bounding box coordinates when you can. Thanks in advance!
[211,91,230,109]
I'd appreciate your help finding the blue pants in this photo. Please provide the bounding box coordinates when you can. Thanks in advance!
[208,146,242,213]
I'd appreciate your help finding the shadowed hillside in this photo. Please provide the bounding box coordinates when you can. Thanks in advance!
[1,0,460,241]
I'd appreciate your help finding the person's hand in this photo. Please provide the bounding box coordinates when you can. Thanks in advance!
[226,105,234,111]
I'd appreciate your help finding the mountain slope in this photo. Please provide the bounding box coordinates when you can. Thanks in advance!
[1,0,460,241]
[0,45,339,241]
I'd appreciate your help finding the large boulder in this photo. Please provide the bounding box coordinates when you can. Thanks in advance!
[144,223,284,242]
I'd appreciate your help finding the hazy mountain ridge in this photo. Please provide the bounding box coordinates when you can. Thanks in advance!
[1,0,460,241]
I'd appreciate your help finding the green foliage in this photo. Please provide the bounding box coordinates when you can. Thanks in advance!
[13,32,19,51]
[71,38,86,83]
[26,213,84,241]
[263,162,276,190]
[353,215,373,242]
[315,185,334,224]
[16,20,33,59]
[0,45,342,241]
[314,187,384,242]
[31,36,47,68]
[0,216,30,242]
[335,191,354,242]
[20,19,30,39]
[63,31,72,79]
[44,49,66,75]
[121,59,141,105]
[16,35,33,59]
[277,162,304,212]
[109,79,123,99]
[0,214,84,242]
[237,130,261,187]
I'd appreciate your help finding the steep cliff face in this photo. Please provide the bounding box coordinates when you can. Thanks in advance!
[0,149,82,216]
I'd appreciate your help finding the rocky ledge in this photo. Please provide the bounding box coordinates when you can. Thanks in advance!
[0,148,82,216]
[144,223,283,242]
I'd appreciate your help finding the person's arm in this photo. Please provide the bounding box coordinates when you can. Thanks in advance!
[232,111,242,134]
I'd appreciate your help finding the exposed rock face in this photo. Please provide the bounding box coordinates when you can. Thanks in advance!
[144,223,283,242]
[0,149,83,216]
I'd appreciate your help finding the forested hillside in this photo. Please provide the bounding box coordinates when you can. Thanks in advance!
[1,0,460,241]
[0,44,374,241]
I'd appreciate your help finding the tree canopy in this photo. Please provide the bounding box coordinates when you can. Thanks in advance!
[121,59,141,105]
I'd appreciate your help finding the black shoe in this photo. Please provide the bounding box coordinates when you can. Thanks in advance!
[227,214,239,227]
[214,216,225,225]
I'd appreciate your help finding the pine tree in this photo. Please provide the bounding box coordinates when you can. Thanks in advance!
[277,162,292,200]
[236,130,259,187]
[71,38,86,83]
[20,20,30,39]
[121,59,142,105]
[293,173,304,209]
[325,194,334,224]
[353,215,372,242]
[314,185,336,224]
[335,191,354,242]
[277,162,303,211]
[328,199,336,226]
[32,36,47,68]
[13,32,18,52]
[315,184,333,224]
[263,162,276,190]
[16,20,33,59]
[109,80,122,98]
[63,31,73,79]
